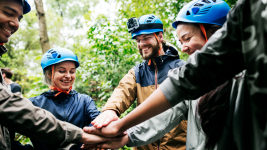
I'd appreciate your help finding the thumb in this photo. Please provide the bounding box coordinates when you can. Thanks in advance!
[83,126,98,134]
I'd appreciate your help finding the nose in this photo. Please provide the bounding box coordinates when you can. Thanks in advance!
[181,45,189,54]
[65,73,71,78]
[138,39,147,48]
[9,19,19,32]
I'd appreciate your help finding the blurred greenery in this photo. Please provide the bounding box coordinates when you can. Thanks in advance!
[3,0,237,149]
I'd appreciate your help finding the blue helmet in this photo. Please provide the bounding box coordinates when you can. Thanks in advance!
[127,14,164,39]
[172,0,230,29]
[41,48,80,73]
[21,0,31,14]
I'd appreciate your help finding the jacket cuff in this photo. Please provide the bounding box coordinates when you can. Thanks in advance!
[62,122,83,145]
[102,107,121,116]
[126,128,136,147]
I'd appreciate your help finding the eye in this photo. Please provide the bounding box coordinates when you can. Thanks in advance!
[4,11,12,16]
[185,37,191,41]
[59,70,65,73]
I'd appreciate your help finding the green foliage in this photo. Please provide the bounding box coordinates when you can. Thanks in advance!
[75,14,142,108]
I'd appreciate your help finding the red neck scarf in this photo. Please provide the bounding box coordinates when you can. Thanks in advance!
[49,65,72,97]
[0,43,4,46]
[148,33,162,65]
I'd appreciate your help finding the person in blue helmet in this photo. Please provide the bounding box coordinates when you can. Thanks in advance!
[0,1,114,150]
[12,48,101,150]
[91,14,187,150]
[81,0,243,150]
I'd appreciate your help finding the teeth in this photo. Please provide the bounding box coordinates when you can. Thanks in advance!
[2,27,11,34]
[143,47,149,50]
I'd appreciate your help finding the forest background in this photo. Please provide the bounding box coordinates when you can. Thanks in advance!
[2,0,237,149]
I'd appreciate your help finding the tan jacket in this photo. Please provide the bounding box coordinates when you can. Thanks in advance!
[103,45,187,150]
[0,70,83,150]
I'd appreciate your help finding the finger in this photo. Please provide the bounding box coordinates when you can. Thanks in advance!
[81,144,95,149]
[95,115,108,128]
[92,115,101,126]
[102,116,117,127]
[83,126,98,134]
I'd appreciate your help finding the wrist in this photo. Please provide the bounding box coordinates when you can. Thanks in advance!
[105,109,119,116]
[79,132,85,143]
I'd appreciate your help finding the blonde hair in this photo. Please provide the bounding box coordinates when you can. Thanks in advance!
[43,66,53,86]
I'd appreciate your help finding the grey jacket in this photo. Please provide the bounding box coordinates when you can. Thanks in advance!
[127,100,204,149]
[159,0,266,148]
[127,72,257,150]
[0,68,83,149]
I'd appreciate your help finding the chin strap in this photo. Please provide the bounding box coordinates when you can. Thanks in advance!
[199,23,208,42]
[49,65,72,97]
[148,33,162,65]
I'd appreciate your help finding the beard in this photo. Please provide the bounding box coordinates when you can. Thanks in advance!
[139,43,160,60]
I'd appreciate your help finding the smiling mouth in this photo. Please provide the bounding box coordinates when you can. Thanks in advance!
[142,47,151,53]
[0,26,12,35]
[61,80,71,83]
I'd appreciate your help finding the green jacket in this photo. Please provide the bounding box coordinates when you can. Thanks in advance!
[160,0,267,148]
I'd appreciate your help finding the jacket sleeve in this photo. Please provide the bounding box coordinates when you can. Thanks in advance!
[0,84,83,147]
[84,95,101,126]
[160,3,245,106]
[127,101,188,147]
[102,68,137,115]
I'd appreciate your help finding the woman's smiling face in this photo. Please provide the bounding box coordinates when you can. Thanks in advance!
[50,61,76,91]
[176,23,206,55]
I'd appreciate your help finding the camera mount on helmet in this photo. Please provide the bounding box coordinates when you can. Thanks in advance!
[127,17,139,33]
[127,14,164,39]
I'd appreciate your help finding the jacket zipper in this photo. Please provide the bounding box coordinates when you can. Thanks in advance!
[152,59,158,89]
[152,59,160,150]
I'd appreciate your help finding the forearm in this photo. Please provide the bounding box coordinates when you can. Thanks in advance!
[0,86,82,146]
[118,88,171,133]
[127,101,188,147]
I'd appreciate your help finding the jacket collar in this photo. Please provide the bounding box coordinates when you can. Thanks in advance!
[42,90,77,99]
[0,45,8,57]
[144,43,180,66]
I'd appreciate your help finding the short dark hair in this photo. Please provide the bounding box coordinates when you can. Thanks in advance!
[1,68,13,79]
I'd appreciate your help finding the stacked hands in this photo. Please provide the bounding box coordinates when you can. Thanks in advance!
[80,110,129,149]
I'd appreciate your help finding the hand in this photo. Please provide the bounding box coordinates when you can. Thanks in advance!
[83,121,125,138]
[79,131,122,145]
[91,110,119,129]
[81,134,130,149]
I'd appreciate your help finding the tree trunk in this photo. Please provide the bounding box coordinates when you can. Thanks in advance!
[34,0,50,54]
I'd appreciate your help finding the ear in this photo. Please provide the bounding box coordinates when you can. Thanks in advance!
[158,32,164,43]
[2,73,5,78]
[47,71,52,79]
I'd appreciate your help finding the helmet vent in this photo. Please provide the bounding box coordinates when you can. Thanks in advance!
[146,15,156,23]
[212,0,216,2]
[194,3,204,6]
[201,0,211,3]
[186,11,191,15]
[198,6,212,14]
[57,54,61,58]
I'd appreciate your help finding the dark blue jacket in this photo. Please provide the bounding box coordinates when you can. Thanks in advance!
[12,90,100,150]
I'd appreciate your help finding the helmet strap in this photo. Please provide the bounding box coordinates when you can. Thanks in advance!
[49,65,72,97]
[199,23,208,42]
[148,33,162,65]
